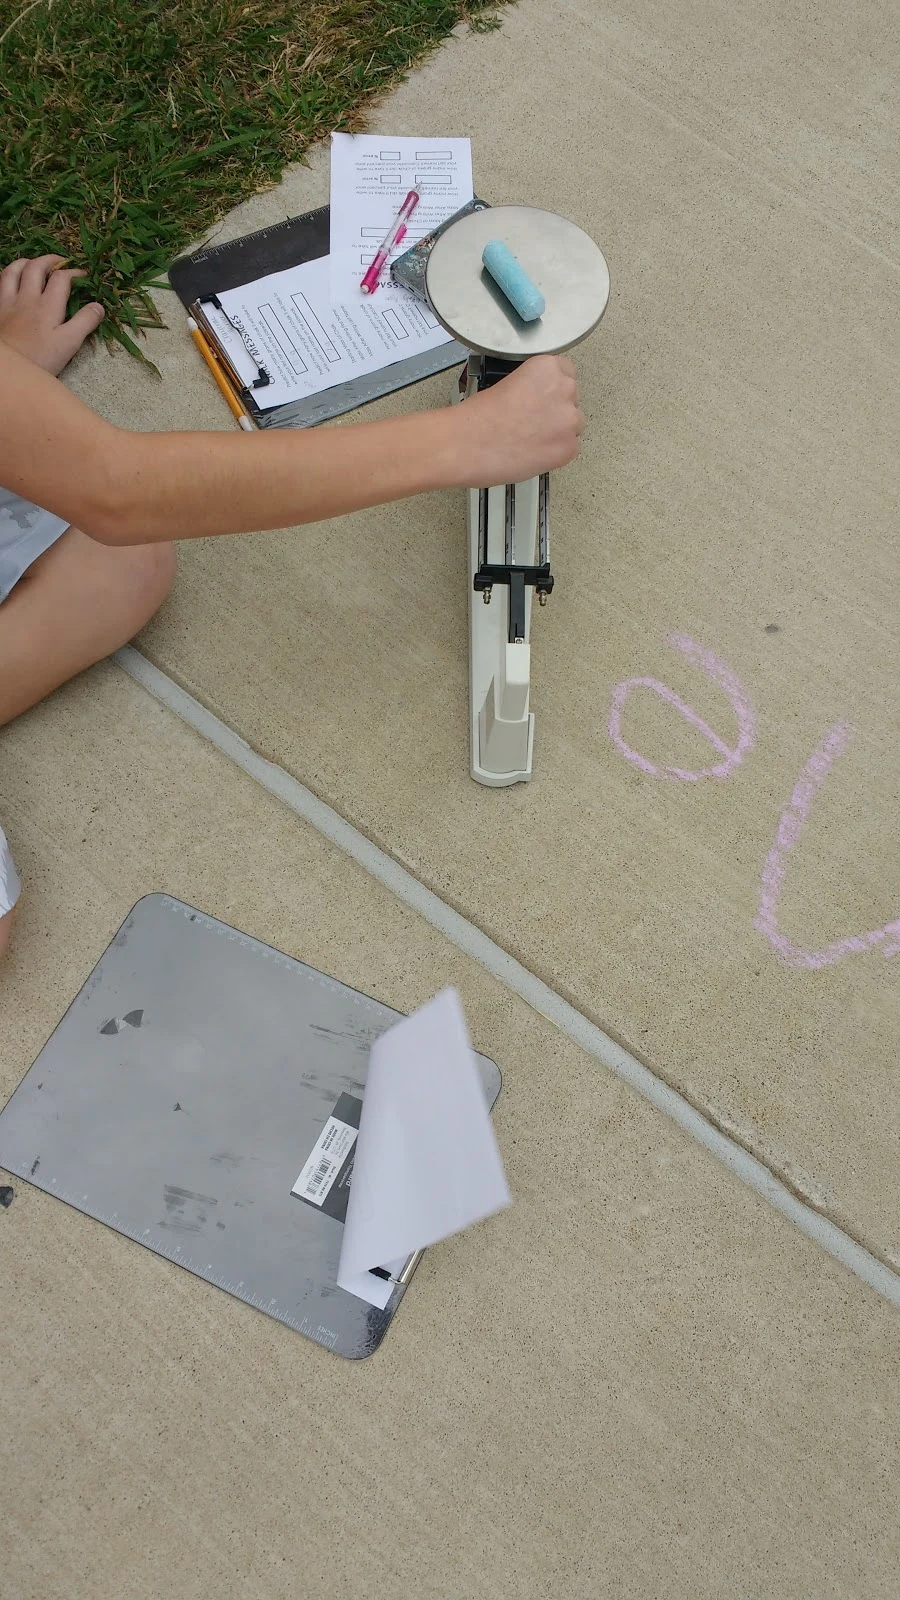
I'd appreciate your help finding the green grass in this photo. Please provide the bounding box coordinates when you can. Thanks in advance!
[0,0,508,361]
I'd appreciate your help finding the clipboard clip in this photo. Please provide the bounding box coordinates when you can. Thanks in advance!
[369,1250,423,1289]
[201,295,272,390]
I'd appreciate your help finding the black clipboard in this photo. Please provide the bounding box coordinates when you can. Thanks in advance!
[168,205,468,430]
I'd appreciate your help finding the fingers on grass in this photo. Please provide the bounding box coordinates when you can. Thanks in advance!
[0,259,30,303]
[20,255,69,298]
[42,266,83,317]
[59,301,106,357]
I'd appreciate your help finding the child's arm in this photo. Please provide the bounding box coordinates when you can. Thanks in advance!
[0,339,584,546]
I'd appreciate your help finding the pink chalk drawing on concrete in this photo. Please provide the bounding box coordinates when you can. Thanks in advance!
[608,632,756,780]
[755,721,900,970]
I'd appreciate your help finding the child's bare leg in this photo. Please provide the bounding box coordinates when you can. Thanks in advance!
[0,526,175,726]
[0,257,176,720]
[0,257,174,959]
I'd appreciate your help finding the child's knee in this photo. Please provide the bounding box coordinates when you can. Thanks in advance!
[122,540,176,624]
[0,905,16,960]
[143,540,177,605]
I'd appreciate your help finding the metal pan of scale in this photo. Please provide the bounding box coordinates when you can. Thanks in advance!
[424,204,610,359]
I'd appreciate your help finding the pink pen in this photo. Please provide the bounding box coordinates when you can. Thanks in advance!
[360,187,421,295]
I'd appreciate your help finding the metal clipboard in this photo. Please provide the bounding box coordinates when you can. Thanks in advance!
[0,894,502,1360]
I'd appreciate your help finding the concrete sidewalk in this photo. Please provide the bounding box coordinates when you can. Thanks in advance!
[2,665,897,1597]
[3,0,899,1593]
[66,0,900,1258]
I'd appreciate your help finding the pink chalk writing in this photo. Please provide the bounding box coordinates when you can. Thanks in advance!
[608,633,899,971]
[755,722,900,969]
[608,633,756,780]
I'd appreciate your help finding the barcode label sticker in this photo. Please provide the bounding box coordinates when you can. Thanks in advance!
[292,1115,358,1207]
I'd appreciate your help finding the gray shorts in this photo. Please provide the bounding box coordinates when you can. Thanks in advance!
[0,486,67,912]
[0,825,21,915]
[0,485,69,603]
[0,486,63,911]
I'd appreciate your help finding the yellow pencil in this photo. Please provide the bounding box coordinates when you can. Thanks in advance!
[187,318,254,431]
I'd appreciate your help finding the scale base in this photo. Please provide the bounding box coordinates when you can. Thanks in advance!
[425,205,610,787]
[466,481,537,786]
[457,363,544,787]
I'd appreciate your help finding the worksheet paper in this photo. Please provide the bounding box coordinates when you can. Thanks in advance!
[336,988,511,1310]
[215,254,450,411]
[329,132,473,305]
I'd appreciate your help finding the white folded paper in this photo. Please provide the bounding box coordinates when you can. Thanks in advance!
[329,132,474,305]
[336,988,510,1308]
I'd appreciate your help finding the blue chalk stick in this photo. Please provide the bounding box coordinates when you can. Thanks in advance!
[482,239,545,322]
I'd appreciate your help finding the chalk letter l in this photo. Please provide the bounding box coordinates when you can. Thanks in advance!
[755,721,900,969]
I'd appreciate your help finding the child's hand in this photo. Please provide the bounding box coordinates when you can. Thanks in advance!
[457,355,585,486]
[0,256,105,376]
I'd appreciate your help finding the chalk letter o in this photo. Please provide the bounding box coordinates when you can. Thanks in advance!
[608,633,756,781]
